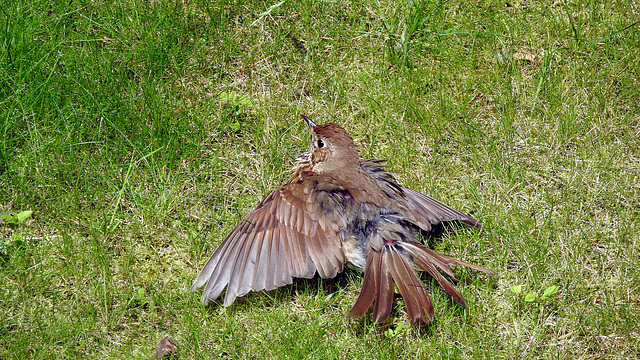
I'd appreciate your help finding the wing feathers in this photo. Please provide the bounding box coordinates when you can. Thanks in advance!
[403,187,480,229]
[266,226,281,290]
[251,229,270,292]
[192,184,345,306]
[307,229,329,278]
[193,168,491,326]
[224,230,257,306]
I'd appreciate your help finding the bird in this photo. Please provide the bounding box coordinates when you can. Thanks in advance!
[192,115,493,325]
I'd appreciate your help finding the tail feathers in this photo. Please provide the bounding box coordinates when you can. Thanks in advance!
[346,250,382,321]
[425,248,495,275]
[372,250,395,324]
[402,242,467,306]
[347,245,434,325]
[387,248,434,324]
[348,242,492,324]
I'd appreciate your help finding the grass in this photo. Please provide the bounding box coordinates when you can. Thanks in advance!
[1,0,639,358]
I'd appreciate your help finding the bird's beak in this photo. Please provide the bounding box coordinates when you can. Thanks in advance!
[301,114,316,129]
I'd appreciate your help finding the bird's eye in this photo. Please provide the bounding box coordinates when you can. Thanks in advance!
[317,139,325,148]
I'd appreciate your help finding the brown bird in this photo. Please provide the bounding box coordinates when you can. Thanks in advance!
[192,115,493,324]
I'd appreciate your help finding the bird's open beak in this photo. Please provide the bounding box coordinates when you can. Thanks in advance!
[301,114,316,129]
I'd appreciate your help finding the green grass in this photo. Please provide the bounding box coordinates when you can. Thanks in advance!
[1,0,639,358]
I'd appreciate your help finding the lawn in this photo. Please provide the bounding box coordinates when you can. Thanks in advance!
[1,0,639,358]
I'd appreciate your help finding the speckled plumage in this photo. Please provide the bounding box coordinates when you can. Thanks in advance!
[192,115,493,324]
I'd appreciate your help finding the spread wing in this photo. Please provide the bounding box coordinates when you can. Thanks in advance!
[192,182,346,306]
[358,159,479,230]
[402,187,480,231]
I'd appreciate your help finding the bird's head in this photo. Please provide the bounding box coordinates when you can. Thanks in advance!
[301,115,360,174]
